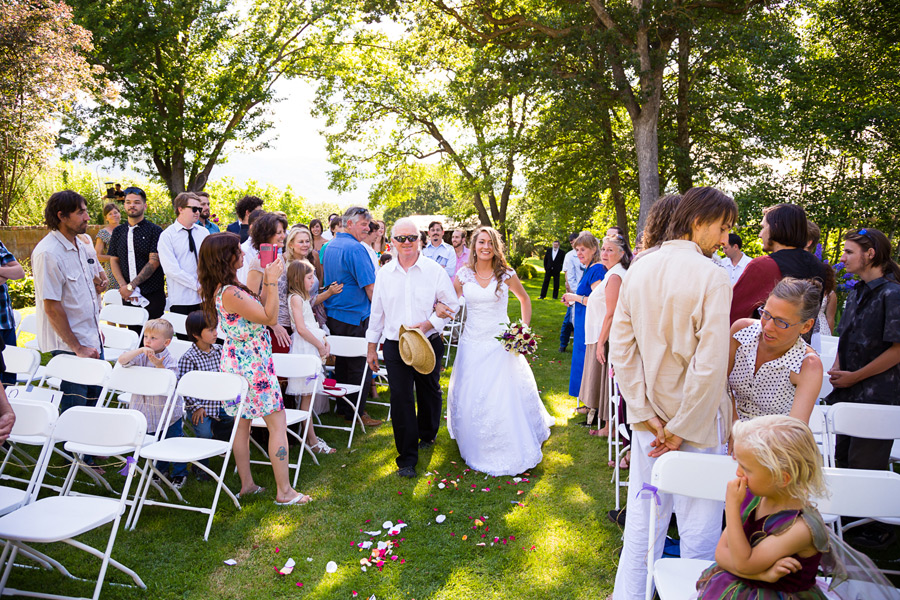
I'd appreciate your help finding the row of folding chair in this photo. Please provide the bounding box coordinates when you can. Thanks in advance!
[0,399,149,600]
[441,296,466,368]
[644,452,900,600]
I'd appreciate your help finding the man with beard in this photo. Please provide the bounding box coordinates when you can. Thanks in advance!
[195,191,219,234]
[32,190,104,411]
[730,203,831,324]
[108,186,166,320]
[450,228,469,279]
[609,186,737,600]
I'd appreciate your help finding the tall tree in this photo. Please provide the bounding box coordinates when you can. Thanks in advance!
[62,0,350,198]
[0,0,98,225]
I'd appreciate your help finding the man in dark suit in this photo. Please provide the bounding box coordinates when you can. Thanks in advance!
[540,240,565,299]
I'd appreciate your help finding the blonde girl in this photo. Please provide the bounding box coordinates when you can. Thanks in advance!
[697,415,830,598]
[285,259,335,454]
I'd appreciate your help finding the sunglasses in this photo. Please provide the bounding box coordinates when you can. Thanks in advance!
[393,235,418,243]
[186,206,202,213]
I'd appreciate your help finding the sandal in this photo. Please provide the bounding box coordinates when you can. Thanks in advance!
[574,406,589,415]
[275,492,312,506]
[310,439,337,455]
[236,485,266,499]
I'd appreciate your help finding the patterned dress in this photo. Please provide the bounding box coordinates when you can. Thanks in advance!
[697,492,828,599]
[215,285,283,419]
[96,228,119,290]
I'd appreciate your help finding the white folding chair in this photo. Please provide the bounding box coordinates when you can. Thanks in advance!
[166,339,192,363]
[0,407,149,600]
[1,345,42,387]
[16,313,40,351]
[101,289,123,306]
[0,399,57,516]
[0,387,67,493]
[99,323,140,363]
[645,452,736,600]
[607,375,630,511]
[61,364,177,498]
[11,310,21,331]
[315,335,370,448]
[368,339,391,421]
[38,354,112,395]
[161,311,188,337]
[99,304,148,329]
[249,354,317,487]
[128,372,248,540]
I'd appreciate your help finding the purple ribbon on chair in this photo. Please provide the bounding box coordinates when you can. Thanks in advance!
[305,374,318,384]
[118,456,136,476]
[636,482,661,505]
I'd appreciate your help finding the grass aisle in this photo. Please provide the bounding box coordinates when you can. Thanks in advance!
[8,263,624,599]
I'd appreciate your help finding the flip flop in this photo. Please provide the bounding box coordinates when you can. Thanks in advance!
[236,485,266,499]
[275,493,311,506]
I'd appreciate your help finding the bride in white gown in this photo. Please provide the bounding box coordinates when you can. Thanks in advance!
[447,226,554,476]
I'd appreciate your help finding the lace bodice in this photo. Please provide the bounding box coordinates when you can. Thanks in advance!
[457,267,515,342]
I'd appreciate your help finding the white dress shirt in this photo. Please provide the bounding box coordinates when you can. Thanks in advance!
[421,241,456,280]
[718,253,752,286]
[366,253,460,343]
[235,237,256,285]
[563,249,585,292]
[361,240,380,274]
[158,221,209,305]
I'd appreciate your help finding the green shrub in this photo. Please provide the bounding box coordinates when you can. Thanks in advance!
[516,264,537,280]
[8,276,35,309]
[507,253,525,270]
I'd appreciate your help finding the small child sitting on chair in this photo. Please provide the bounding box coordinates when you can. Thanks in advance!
[118,318,188,489]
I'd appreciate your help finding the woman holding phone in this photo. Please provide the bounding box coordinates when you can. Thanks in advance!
[246,212,290,353]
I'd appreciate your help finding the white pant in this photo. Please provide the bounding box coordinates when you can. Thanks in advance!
[612,429,725,600]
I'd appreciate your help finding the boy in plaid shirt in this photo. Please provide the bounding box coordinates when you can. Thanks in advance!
[118,318,188,488]
[178,311,234,477]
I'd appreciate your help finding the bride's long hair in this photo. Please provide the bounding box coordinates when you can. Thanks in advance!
[466,226,511,298]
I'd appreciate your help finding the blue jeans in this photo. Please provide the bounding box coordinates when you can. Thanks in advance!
[154,418,188,478]
[51,349,105,413]
[186,407,234,469]
[0,328,17,385]
[559,306,573,350]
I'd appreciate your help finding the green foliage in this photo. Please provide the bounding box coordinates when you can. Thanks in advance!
[368,163,472,225]
[204,178,312,228]
[7,275,34,309]
[516,263,538,280]
[62,0,352,198]
[7,161,103,226]
[506,252,525,270]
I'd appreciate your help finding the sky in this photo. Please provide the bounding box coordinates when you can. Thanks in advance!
[86,78,373,208]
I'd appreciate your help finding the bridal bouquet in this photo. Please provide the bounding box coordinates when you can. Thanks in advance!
[496,320,538,356]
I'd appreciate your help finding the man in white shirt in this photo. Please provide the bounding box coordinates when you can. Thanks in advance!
[32,190,103,412]
[609,187,737,600]
[366,217,459,478]
[558,233,584,352]
[321,213,339,241]
[421,221,455,280]
[718,232,751,285]
[158,192,209,317]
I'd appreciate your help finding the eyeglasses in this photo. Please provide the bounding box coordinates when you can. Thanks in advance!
[393,235,418,243]
[759,308,801,330]
[186,206,202,213]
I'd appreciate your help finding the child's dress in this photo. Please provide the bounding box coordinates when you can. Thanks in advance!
[285,293,325,396]
[696,491,829,599]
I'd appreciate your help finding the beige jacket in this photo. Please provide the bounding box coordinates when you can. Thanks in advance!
[609,240,732,448]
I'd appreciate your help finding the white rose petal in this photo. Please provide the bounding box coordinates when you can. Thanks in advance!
[325,561,337,574]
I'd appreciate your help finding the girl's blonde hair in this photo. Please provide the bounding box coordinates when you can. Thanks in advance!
[286,259,315,301]
[732,415,827,504]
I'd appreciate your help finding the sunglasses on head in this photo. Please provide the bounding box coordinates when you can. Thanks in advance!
[393,235,418,243]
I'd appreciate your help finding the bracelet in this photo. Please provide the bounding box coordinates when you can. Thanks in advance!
[264,282,277,287]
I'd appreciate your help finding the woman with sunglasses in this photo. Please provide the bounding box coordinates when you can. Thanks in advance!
[727,277,823,425]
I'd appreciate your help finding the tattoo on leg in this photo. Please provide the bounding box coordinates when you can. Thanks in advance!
[276,446,287,461]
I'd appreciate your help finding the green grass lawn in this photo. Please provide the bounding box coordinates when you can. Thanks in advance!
[5,261,625,599]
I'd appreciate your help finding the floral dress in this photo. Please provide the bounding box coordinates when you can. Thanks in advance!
[215,285,283,419]
[96,228,119,290]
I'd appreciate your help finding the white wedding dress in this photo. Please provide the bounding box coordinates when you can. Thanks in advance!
[447,267,554,476]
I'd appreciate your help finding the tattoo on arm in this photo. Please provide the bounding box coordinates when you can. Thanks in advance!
[131,260,158,286]
[276,446,287,461]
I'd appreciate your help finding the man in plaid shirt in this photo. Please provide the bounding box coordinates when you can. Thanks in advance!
[0,241,25,386]
[178,311,234,478]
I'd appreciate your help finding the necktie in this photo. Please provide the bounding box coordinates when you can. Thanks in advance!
[185,227,197,260]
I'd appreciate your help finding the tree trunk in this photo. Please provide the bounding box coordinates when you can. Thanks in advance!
[674,28,694,193]
[633,109,661,235]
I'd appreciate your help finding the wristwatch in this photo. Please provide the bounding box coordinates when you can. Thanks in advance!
[126,283,134,292]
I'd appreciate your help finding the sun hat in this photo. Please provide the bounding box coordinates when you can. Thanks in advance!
[399,325,436,374]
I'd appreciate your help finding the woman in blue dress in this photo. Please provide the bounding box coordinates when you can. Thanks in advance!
[561,232,606,400]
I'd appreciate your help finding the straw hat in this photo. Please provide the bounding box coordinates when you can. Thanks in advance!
[399,325,436,374]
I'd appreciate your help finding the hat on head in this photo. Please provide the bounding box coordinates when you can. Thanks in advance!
[399,325,435,375]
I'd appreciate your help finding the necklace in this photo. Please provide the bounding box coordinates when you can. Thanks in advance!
[475,269,493,281]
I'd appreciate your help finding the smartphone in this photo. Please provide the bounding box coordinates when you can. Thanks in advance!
[259,243,276,268]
